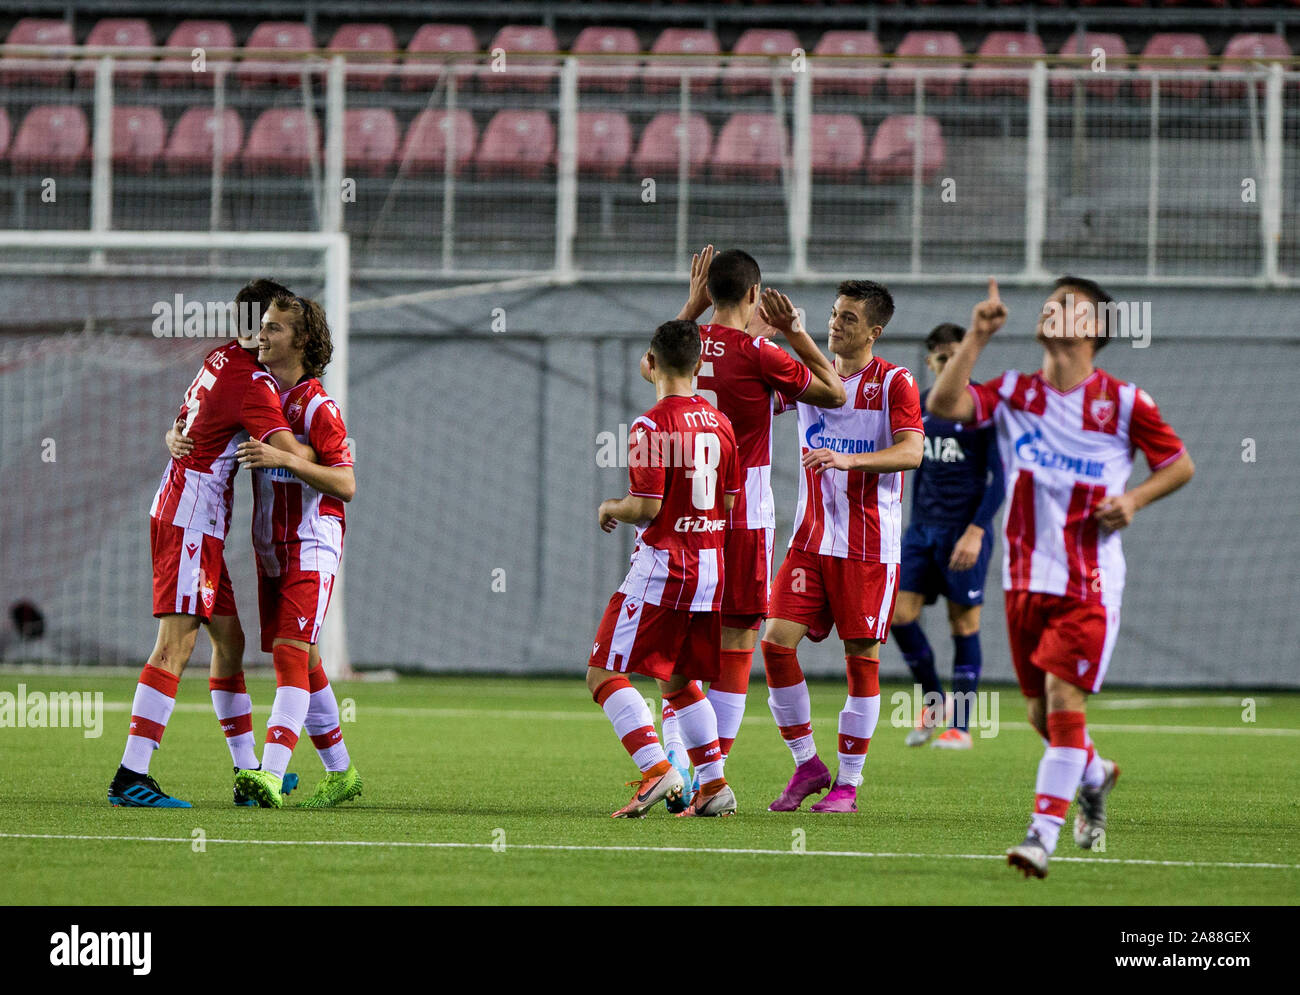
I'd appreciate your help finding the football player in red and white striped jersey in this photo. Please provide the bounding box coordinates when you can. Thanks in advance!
[929,277,1194,878]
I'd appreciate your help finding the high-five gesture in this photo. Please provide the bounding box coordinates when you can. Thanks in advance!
[757,288,804,338]
[971,277,1008,339]
[676,244,715,322]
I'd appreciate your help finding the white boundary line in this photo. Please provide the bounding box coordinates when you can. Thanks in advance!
[0,832,1296,871]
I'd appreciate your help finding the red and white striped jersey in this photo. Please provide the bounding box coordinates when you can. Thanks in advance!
[150,342,290,539]
[697,323,812,531]
[968,368,1185,607]
[782,356,924,562]
[252,378,353,577]
[617,394,742,611]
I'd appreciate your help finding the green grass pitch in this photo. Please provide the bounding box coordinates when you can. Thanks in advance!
[1,672,1297,905]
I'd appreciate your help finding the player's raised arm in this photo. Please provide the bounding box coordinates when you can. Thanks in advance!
[930,278,1007,422]
[236,440,356,502]
[758,289,846,408]
[675,244,715,322]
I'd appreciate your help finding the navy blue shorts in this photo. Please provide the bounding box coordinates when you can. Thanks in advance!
[899,521,994,607]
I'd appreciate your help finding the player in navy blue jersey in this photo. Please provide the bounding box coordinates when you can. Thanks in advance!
[894,324,1004,749]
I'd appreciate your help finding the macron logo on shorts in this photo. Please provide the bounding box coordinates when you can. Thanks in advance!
[185,543,198,557]
[625,602,638,619]
[1077,659,1090,676]
[297,617,309,630]
[865,615,876,627]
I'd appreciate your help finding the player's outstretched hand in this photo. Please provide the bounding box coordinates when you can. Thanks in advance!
[801,447,850,475]
[1093,493,1138,532]
[680,244,714,321]
[236,438,290,470]
[165,418,194,459]
[971,278,1008,339]
[758,289,804,337]
[598,499,620,533]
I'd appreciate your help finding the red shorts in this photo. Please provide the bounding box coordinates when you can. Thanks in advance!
[769,547,899,644]
[1005,590,1121,696]
[257,571,335,652]
[721,525,774,630]
[588,592,721,683]
[150,518,236,621]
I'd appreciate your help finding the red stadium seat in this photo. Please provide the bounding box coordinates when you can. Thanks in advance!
[239,22,316,89]
[712,114,787,183]
[1216,34,1291,99]
[9,106,90,173]
[164,107,244,174]
[812,31,882,96]
[887,31,964,99]
[242,109,320,175]
[868,115,944,183]
[475,110,554,178]
[576,112,633,179]
[1079,0,1144,6]
[159,21,237,87]
[480,25,558,94]
[573,26,640,93]
[111,106,165,174]
[403,24,477,92]
[644,29,721,94]
[723,28,800,97]
[3,19,75,87]
[810,114,865,180]
[967,32,1044,98]
[0,109,10,160]
[329,24,398,91]
[398,109,477,174]
[1052,32,1128,100]
[344,108,399,176]
[631,112,712,179]
[1135,34,1211,101]
[77,19,155,89]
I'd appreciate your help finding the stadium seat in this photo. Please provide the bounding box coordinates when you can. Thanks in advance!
[1079,0,1145,6]
[1216,34,1291,99]
[158,21,237,87]
[403,24,477,92]
[1135,34,1211,101]
[1052,32,1128,100]
[723,28,800,97]
[712,114,787,183]
[329,24,398,91]
[111,106,165,174]
[9,106,90,173]
[398,109,477,174]
[344,108,399,176]
[810,114,865,180]
[242,109,320,175]
[644,28,721,94]
[967,32,1044,98]
[887,31,964,99]
[575,111,633,179]
[573,26,640,93]
[631,112,712,179]
[480,26,558,94]
[77,19,155,89]
[3,19,75,87]
[868,115,944,183]
[239,22,316,89]
[0,109,10,160]
[475,110,554,178]
[812,31,883,96]
[163,107,244,174]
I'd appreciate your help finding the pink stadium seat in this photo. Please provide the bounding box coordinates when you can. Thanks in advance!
[723,28,800,97]
[810,114,865,180]
[242,109,320,175]
[712,114,787,183]
[475,110,554,178]
[1052,32,1128,100]
[164,107,244,174]
[3,19,75,87]
[158,21,237,87]
[575,111,632,179]
[344,108,399,176]
[1135,34,1211,101]
[111,106,165,173]
[868,115,944,183]
[573,26,640,93]
[1216,34,1291,99]
[812,31,882,96]
[631,112,712,179]
[329,24,397,90]
[967,32,1044,98]
[403,24,477,92]
[9,106,90,173]
[398,109,477,174]
[0,109,10,160]
[644,29,721,94]
[887,31,964,99]
[239,22,316,89]
[480,26,558,94]
[77,19,155,89]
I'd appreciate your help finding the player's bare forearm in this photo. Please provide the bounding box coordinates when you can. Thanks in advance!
[848,433,924,474]
[293,459,355,502]
[599,495,662,532]
[787,327,846,409]
[928,337,982,422]
[1130,451,1195,511]
[266,429,316,464]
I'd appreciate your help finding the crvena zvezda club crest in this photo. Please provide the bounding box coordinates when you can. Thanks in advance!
[1090,397,1115,426]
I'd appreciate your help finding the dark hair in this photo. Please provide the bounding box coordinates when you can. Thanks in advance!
[707,249,761,307]
[836,280,895,329]
[1052,275,1115,352]
[650,319,702,375]
[269,292,333,379]
[925,322,965,351]
[234,279,292,337]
